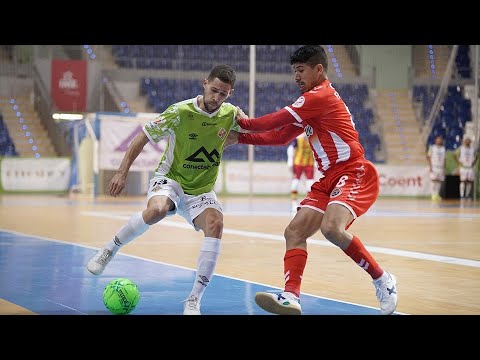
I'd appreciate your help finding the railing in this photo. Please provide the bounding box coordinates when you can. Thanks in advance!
[421,45,459,145]
[32,65,70,156]
[344,45,361,76]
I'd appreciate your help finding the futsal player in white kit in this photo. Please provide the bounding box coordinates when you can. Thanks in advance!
[455,136,478,200]
[427,135,446,201]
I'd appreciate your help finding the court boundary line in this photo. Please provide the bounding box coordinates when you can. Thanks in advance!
[0,228,407,314]
[80,211,480,268]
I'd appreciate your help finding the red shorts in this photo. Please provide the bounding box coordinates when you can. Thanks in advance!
[300,158,379,226]
[293,164,314,179]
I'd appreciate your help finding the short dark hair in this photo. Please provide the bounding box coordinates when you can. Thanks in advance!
[290,45,328,73]
[207,64,236,87]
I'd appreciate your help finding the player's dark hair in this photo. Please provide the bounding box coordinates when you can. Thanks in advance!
[208,64,236,87]
[290,45,328,73]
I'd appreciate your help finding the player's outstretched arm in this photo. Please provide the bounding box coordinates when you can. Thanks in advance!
[239,123,303,146]
[237,108,296,132]
[109,131,150,197]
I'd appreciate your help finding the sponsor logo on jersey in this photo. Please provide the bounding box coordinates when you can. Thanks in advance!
[189,133,198,140]
[292,96,305,108]
[184,147,221,170]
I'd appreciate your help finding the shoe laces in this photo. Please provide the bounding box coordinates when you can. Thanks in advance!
[97,249,112,265]
[184,295,200,310]
[281,292,300,304]
[374,275,392,302]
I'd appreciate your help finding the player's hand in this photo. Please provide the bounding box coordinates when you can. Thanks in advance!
[225,131,240,147]
[236,106,248,120]
[109,172,127,197]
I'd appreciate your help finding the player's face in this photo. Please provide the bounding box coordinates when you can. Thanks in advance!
[202,78,233,113]
[292,63,322,93]
[435,136,443,145]
[465,138,471,146]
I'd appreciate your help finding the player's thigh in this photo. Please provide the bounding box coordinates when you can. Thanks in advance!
[147,175,182,213]
[184,191,223,232]
[193,207,224,233]
[288,207,323,240]
[147,194,174,212]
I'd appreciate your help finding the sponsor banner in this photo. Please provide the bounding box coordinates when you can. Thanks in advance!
[0,158,71,192]
[376,164,430,196]
[51,59,87,111]
[221,162,430,196]
[99,115,166,171]
[223,161,315,194]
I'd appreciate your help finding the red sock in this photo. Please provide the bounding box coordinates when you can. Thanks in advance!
[343,235,383,279]
[283,248,308,297]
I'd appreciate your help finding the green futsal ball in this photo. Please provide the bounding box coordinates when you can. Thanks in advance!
[103,278,140,315]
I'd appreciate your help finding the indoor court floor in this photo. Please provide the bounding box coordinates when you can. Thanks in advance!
[1,193,479,316]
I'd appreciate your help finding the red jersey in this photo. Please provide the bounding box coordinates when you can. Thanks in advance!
[238,79,365,177]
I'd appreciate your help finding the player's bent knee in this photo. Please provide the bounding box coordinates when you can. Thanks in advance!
[319,222,342,242]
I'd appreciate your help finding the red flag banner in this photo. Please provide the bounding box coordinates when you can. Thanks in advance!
[51,59,87,112]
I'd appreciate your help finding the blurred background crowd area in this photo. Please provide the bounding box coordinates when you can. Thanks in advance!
[0,44,478,173]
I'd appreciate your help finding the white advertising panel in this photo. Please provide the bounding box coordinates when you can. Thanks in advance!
[0,158,71,192]
[220,162,431,196]
[376,164,430,196]
[99,114,166,171]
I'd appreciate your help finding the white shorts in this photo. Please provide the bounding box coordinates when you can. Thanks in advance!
[146,175,222,231]
[430,167,445,181]
[459,167,475,182]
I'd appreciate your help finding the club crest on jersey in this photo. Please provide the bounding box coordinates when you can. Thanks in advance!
[153,115,165,124]
[330,187,342,198]
[292,96,305,108]
[217,127,227,140]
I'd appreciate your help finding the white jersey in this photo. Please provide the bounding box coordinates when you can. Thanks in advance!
[428,144,446,169]
[457,145,476,168]
[457,144,477,182]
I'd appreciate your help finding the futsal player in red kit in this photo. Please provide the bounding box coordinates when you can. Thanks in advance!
[227,45,398,315]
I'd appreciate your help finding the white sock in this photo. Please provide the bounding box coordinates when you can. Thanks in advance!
[465,183,472,198]
[105,211,150,253]
[291,178,299,193]
[189,237,221,301]
[460,182,465,198]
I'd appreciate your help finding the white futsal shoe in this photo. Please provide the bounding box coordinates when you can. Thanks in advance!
[183,294,201,315]
[254,291,302,315]
[87,248,115,275]
[373,271,398,315]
